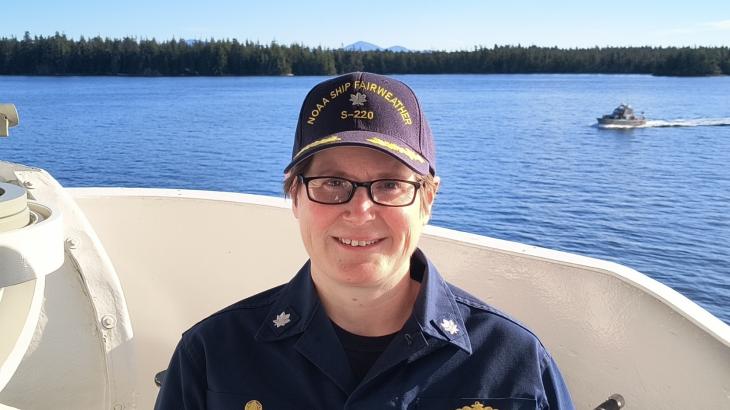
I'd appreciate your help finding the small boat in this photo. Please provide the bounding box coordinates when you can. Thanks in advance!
[598,104,646,127]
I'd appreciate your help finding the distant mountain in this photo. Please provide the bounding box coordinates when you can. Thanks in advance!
[386,45,409,53]
[343,41,410,52]
[343,41,382,51]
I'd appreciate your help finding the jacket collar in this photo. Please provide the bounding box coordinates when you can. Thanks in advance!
[411,248,472,354]
[255,260,319,342]
[255,249,472,355]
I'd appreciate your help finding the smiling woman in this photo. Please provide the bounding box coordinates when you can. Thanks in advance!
[154,72,575,409]
[291,147,431,312]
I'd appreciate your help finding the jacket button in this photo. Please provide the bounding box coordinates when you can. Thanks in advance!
[404,333,413,345]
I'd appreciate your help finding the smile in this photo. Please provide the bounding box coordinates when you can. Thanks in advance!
[337,237,381,247]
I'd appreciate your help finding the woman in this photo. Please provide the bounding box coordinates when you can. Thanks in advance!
[155,72,574,409]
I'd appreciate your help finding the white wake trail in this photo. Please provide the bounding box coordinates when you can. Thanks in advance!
[597,118,730,129]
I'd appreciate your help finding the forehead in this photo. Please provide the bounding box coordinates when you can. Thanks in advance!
[312,146,400,169]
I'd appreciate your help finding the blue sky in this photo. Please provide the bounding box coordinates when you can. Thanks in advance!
[4,0,729,50]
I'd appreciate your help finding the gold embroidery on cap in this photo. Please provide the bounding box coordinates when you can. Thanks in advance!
[455,402,497,410]
[328,82,352,99]
[294,136,341,158]
[244,399,263,410]
[366,137,425,163]
[353,80,412,125]
[308,82,354,125]
[306,97,331,125]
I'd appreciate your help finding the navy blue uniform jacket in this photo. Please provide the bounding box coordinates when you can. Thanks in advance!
[155,249,574,409]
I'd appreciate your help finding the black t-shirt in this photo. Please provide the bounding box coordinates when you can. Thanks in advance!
[331,321,398,384]
[331,260,426,384]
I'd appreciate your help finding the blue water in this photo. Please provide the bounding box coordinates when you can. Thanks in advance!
[2,75,729,324]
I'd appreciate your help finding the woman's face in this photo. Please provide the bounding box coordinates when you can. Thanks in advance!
[292,146,435,290]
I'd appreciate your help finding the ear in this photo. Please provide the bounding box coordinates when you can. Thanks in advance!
[289,181,301,219]
[290,183,301,219]
[420,176,440,224]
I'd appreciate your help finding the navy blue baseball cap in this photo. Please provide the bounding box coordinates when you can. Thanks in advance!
[284,72,436,175]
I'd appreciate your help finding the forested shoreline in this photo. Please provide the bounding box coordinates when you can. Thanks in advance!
[1,33,728,77]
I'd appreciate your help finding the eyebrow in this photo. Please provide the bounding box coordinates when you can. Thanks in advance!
[308,168,414,180]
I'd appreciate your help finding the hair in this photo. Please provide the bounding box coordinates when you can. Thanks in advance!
[283,155,439,216]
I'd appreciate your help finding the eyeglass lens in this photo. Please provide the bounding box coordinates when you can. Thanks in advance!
[305,177,417,206]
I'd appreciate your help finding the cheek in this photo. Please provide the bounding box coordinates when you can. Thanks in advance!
[298,205,338,238]
[388,209,424,241]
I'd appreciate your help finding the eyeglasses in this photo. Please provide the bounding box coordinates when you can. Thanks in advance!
[297,175,421,207]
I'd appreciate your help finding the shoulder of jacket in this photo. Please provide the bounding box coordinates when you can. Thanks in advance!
[183,284,285,336]
[448,282,546,346]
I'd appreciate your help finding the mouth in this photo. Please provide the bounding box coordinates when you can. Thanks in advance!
[335,237,383,248]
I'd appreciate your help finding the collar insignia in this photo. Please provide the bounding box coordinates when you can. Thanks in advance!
[273,311,291,328]
[456,402,497,410]
[440,318,459,335]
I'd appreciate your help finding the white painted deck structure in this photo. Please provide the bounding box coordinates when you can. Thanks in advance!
[1,163,729,409]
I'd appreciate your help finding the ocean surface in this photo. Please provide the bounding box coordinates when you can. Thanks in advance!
[2,74,729,324]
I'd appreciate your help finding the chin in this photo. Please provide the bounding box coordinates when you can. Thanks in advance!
[335,263,390,285]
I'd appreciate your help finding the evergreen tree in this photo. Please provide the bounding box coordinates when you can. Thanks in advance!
[1,33,727,76]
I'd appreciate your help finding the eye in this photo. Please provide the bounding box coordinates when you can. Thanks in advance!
[323,178,345,188]
[375,180,408,193]
[381,180,401,190]
[315,177,350,191]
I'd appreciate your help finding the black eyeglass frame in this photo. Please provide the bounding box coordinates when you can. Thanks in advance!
[297,174,422,207]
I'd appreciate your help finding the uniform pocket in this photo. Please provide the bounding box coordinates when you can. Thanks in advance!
[415,397,537,410]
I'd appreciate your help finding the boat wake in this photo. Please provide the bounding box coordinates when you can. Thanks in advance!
[598,118,730,129]
[643,118,730,128]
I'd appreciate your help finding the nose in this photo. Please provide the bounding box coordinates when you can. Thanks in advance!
[343,186,375,224]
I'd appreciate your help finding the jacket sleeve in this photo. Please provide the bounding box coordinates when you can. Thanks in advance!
[154,336,207,409]
[540,350,575,410]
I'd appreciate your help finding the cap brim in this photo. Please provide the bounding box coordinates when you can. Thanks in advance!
[284,131,431,175]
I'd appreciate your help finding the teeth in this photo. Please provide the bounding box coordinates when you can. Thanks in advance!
[339,238,378,247]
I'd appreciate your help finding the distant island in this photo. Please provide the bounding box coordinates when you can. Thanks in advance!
[1,32,728,77]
